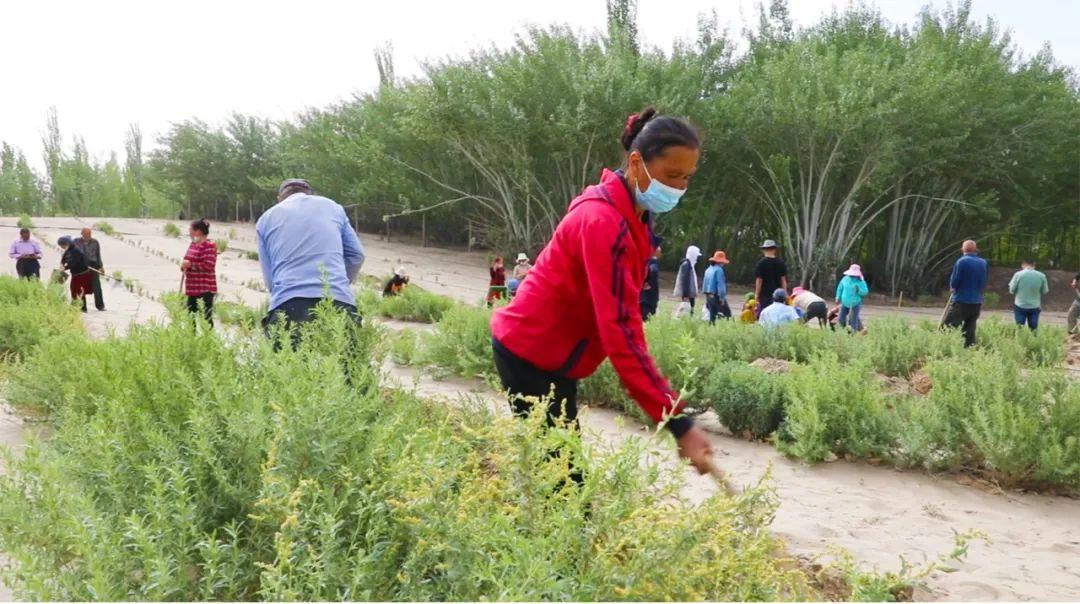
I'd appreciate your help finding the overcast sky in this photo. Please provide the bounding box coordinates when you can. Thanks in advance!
[2,0,1076,169]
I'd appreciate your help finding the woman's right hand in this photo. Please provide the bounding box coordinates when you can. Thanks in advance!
[675,425,715,475]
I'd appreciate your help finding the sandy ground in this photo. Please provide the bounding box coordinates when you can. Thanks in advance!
[2,216,1079,601]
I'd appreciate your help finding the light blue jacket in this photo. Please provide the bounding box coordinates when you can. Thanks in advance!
[257,193,365,311]
[702,264,727,298]
[835,275,869,308]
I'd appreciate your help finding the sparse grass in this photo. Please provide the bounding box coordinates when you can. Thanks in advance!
[377,285,455,323]
[245,250,259,261]
[163,222,181,237]
[215,237,229,253]
[93,220,115,236]
[0,276,84,359]
[17,214,33,229]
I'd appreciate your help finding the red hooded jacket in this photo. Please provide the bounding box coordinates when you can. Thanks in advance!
[491,169,686,427]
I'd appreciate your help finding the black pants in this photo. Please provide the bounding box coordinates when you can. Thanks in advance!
[88,265,104,310]
[492,338,583,485]
[943,301,981,348]
[640,300,658,321]
[706,295,731,324]
[262,297,362,350]
[803,300,829,328]
[186,293,215,327]
[15,259,40,279]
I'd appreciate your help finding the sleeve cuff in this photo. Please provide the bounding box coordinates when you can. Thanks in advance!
[665,415,694,439]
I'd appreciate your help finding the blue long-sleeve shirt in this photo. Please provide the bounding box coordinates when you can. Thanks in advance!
[256,193,365,311]
[702,264,727,298]
[949,253,988,304]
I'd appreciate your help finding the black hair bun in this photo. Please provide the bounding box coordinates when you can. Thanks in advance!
[620,106,658,151]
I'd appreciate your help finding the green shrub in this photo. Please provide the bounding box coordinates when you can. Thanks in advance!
[861,318,962,377]
[215,301,266,332]
[976,318,1067,368]
[17,214,33,229]
[215,238,229,253]
[897,352,1079,490]
[245,250,259,261]
[416,304,495,380]
[704,363,788,439]
[387,329,421,365]
[0,306,813,601]
[378,286,455,323]
[0,277,84,360]
[578,360,648,423]
[163,222,181,237]
[93,220,115,236]
[777,354,894,463]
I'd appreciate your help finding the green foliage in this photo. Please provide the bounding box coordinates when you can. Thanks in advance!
[163,222,181,238]
[17,214,33,229]
[415,304,496,381]
[976,318,1067,368]
[778,354,894,463]
[0,276,84,360]
[93,220,115,236]
[377,286,455,323]
[245,250,258,261]
[215,237,229,253]
[0,303,812,601]
[895,352,1079,489]
[215,300,265,332]
[705,363,788,439]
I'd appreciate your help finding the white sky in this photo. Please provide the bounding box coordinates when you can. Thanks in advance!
[2,0,1077,169]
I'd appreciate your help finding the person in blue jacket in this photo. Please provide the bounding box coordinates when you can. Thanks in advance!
[834,263,869,332]
[702,250,731,324]
[943,239,988,347]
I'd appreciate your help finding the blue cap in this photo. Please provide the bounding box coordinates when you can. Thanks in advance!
[772,288,788,303]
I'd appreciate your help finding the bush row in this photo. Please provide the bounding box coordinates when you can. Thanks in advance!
[356,284,456,323]
[388,302,1078,492]
[0,276,84,360]
[0,302,815,600]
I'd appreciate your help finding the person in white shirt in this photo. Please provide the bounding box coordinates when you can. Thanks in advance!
[791,286,829,328]
[759,288,800,327]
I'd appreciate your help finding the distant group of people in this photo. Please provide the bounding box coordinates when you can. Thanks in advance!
[483,252,532,305]
[9,226,106,312]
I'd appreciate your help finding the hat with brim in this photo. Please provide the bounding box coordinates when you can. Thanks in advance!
[760,239,779,249]
[843,264,864,279]
[516,253,529,263]
[278,178,312,196]
[394,266,407,278]
[709,251,730,264]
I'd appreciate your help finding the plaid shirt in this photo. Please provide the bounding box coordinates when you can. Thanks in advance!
[183,239,218,296]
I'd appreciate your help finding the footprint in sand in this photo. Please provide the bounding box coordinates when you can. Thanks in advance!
[949,581,1002,600]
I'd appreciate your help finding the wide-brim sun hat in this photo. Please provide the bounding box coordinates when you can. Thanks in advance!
[760,239,779,249]
[791,286,806,297]
[709,251,730,264]
[843,264,864,278]
[516,253,529,263]
[394,266,407,278]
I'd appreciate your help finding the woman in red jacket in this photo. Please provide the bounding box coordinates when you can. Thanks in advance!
[490,107,714,475]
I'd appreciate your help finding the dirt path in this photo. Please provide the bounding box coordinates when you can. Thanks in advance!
[3,217,1079,601]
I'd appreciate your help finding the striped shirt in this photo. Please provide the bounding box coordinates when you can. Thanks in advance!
[183,239,218,296]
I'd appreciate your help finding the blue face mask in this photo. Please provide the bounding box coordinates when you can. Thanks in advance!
[634,161,686,214]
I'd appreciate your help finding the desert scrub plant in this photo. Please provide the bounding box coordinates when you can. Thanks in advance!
[976,318,1067,368]
[215,301,266,332]
[777,354,895,463]
[215,237,229,253]
[896,352,1079,490]
[377,285,455,323]
[415,304,496,380]
[0,301,817,600]
[17,214,33,229]
[245,250,259,261]
[163,222,181,237]
[704,362,788,439]
[0,276,84,359]
[93,220,115,236]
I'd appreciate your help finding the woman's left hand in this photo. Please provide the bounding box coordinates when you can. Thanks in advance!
[181,259,192,271]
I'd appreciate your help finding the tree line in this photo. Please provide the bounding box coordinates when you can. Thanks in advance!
[1,0,1077,294]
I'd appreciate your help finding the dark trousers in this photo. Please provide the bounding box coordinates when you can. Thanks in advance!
[492,337,583,484]
[803,300,829,328]
[706,295,731,324]
[88,267,105,310]
[1013,306,1040,331]
[15,259,40,279]
[262,297,362,350]
[187,293,215,327]
[944,301,981,347]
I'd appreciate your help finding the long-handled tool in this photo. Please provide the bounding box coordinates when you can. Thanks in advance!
[88,267,123,288]
[179,271,186,294]
[939,294,955,326]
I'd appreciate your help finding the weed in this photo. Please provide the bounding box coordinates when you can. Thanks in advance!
[377,286,455,323]
[163,223,181,237]
[17,214,34,229]
[93,220,115,236]
[215,238,229,253]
